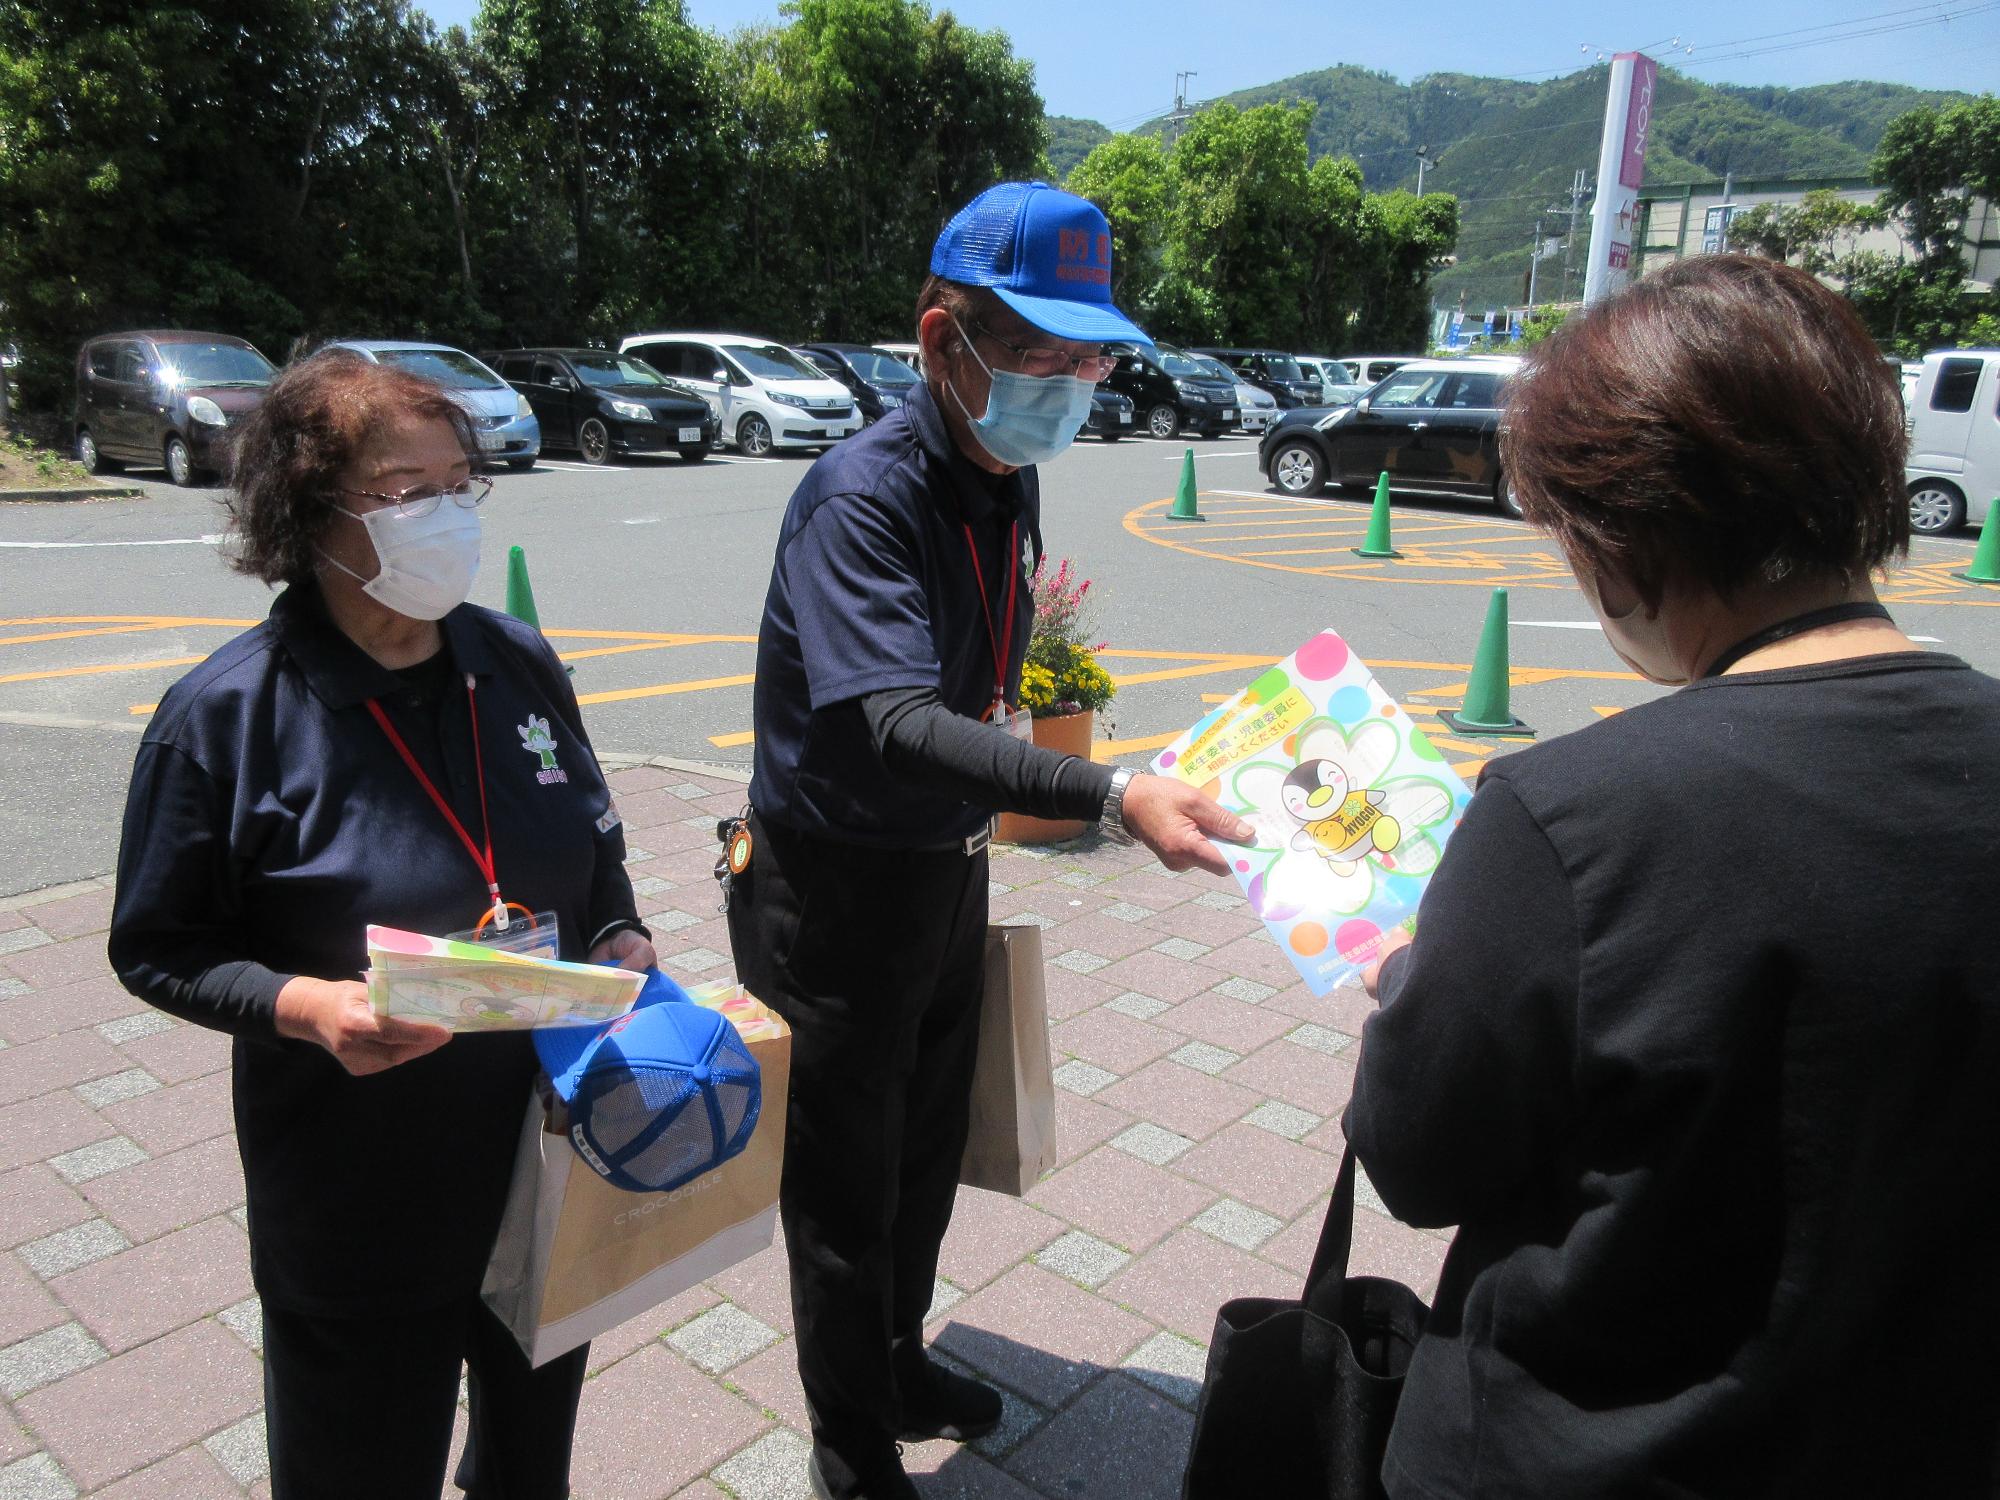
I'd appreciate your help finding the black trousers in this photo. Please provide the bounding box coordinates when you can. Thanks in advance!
[727,812,989,1472]
[262,1294,587,1500]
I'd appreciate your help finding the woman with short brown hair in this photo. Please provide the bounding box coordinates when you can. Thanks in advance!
[1344,256,2000,1496]
[109,350,653,1497]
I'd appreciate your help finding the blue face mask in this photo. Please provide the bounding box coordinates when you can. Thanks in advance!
[946,316,1096,467]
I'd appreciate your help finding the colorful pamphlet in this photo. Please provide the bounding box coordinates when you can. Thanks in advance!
[1151,630,1474,994]
[367,925,646,1032]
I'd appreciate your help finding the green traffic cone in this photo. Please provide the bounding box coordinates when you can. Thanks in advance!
[1169,448,1205,521]
[1351,471,1402,559]
[1440,587,1533,737]
[505,544,542,628]
[1956,500,2000,585]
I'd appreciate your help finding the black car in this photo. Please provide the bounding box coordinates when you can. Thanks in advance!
[797,343,922,425]
[1256,357,1523,515]
[484,348,716,465]
[1191,346,1322,408]
[1085,386,1135,440]
[1104,342,1238,440]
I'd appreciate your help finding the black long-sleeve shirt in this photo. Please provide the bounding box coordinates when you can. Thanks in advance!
[859,686,1113,823]
[108,583,640,1315]
[1345,653,2000,1498]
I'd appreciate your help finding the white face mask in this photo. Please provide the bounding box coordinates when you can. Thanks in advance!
[321,500,482,621]
[945,314,1096,467]
[1583,568,1688,686]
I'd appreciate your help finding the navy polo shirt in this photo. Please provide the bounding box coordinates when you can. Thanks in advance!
[108,583,639,1316]
[750,380,1042,848]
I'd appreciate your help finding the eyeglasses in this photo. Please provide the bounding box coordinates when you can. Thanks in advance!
[339,476,492,518]
[970,322,1119,384]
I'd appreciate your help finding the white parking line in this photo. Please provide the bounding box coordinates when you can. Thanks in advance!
[0,535,222,549]
[1514,620,1602,630]
[529,459,632,473]
[1161,450,1257,461]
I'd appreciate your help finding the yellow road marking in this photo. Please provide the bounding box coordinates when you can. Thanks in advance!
[576,673,756,706]
[0,656,205,686]
[129,703,156,715]
[709,730,756,748]
[0,615,258,628]
[1092,730,1181,761]
[0,624,191,648]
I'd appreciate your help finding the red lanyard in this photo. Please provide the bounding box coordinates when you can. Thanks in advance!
[365,676,508,927]
[961,519,1020,710]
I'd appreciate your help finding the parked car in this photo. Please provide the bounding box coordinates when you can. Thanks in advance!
[1085,386,1136,440]
[1319,381,1370,407]
[485,348,715,465]
[875,341,924,377]
[325,340,540,469]
[73,330,276,484]
[798,342,922,424]
[1104,342,1238,439]
[1904,348,2000,534]
[1257,356,1524,514]
[1190,346,1322,407]
[1294,356,1348,394]
[618,333,859,456]
[1337,354,1416,386]
[1190,353,1278,433]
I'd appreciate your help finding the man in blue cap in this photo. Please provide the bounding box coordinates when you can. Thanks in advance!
[727,182,1253,1500]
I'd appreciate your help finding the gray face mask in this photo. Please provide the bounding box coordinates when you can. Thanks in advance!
[945,315,1096,467]
[320,501,482,621]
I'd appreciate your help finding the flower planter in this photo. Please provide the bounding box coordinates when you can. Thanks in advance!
[993,709,1095,845]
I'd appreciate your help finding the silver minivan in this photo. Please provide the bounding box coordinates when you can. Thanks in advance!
[1905,349,2000,535]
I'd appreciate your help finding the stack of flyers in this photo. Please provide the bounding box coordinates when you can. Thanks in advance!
[366,926,646,1032]
[1150,629,1475,994]
[684,980,789,1043]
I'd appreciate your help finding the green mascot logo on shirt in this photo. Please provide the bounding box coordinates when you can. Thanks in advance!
[519,715,568,785]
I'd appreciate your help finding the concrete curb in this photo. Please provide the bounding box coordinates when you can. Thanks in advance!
[599,750,753,785]
[0,483,144,502]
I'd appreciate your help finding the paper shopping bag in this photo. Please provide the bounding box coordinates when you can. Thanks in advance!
[959,924,1058,1197]
[482,986,791,1366]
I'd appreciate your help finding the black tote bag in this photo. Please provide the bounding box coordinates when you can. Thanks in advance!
[1182,1148,1429,1500]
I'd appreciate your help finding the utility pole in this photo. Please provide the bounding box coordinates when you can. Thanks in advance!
[1168,71,1198,147]
[1558,168,1588,302]
[1415,146,1437,196]
[1527,217,1544,308]
[1719,169,1734,252]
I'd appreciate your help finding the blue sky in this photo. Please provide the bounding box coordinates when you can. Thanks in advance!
[414,1,2000,125]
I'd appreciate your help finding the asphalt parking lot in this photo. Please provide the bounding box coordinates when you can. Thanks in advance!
[3,429,1994,897]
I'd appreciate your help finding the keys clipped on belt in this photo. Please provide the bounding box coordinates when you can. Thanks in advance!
[713,806,753,914]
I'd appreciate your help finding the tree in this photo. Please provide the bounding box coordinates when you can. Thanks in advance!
[1727,190,1878,277]
[1064,134,1169,313]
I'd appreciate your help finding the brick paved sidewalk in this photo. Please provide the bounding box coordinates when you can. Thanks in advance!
[0,763,1446,1499]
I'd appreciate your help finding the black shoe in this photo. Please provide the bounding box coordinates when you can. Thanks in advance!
[895,1350,1004,1443]
[809,1443,919,1500]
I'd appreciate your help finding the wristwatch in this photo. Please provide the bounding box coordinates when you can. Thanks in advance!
[1098,766,1138,846]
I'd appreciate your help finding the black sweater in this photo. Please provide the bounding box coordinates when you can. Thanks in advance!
[1347,652,2000,1498]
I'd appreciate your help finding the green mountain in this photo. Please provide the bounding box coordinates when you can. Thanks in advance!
[1052,65,1974,320]
[1045,115,1111,180]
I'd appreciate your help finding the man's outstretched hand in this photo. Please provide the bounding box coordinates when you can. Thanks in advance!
[1120,774,1257,876]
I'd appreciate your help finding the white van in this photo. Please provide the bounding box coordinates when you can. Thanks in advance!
[1905,349,2000,534]
[617,332,860,456]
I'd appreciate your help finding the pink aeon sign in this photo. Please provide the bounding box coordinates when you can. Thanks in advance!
[1618,52,1657,190]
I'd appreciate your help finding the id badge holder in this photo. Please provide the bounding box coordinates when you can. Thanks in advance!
[448,903,561,959]
[989,699,1034,743]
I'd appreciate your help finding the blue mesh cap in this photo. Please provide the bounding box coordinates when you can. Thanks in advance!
[534,969,762,1195]
[931,181,1152,346]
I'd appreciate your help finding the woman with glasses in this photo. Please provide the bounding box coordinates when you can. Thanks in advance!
[107,350,653,1499]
